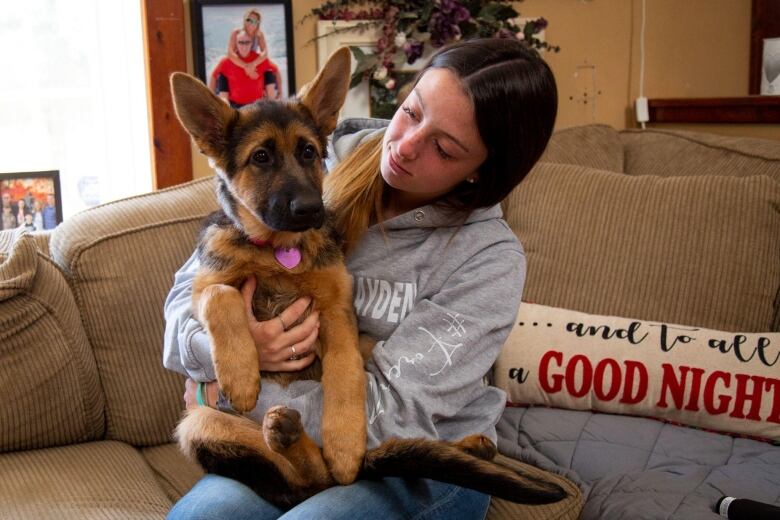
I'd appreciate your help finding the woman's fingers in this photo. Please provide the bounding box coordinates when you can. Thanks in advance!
[267,315,319,363]
[293,325,320,357]
[242,291,320,367]
[183,378,198,409]
[277,297,313,332]
[281,310,320,344]
[261,349,317,372]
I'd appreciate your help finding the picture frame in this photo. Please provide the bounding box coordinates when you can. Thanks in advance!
[0,170,63,231]
[760,37,780,95]
[190,0,296,105]
[749,0,780,95]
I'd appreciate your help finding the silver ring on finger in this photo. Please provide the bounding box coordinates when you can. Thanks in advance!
[288,345,300,361]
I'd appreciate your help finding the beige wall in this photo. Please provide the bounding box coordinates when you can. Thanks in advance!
[520,0,762,132]
[188,0,774,178]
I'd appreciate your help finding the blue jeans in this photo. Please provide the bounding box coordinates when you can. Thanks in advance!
[168,474,490,520]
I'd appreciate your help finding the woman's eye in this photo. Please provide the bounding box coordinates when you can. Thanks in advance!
[435,141,452,160]
[301,144,317,161]
[402,105,417,120]
[252,150,270,164]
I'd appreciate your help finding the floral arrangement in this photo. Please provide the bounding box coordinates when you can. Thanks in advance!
[309,1,558,117]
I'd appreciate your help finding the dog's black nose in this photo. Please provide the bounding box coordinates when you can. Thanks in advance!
[289,197,324,226]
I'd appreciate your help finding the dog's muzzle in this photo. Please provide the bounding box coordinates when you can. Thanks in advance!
[266,191,325,232]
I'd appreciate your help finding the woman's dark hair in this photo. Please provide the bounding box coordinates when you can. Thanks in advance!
[325,37,557,252]
[415,37,558,210]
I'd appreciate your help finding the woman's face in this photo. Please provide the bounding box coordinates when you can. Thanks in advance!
[380,68,487,211]
[244,13,260,33]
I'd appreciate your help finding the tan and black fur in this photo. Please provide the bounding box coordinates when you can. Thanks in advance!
[170,48,566,508]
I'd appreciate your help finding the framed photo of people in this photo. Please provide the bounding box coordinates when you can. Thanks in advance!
[0,170,63,231]
[191,0,296,108]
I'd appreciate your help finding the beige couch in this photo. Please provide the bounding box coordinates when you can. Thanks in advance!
[1,125,778,519]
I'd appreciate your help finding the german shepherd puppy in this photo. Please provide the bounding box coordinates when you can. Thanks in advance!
[170,48,566,508]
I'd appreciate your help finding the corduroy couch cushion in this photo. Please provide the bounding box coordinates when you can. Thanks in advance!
[0,441,172,519]
[141,443,204,502]
[621,128,780,182]
[541,124,625,173]
[48,178,219,446]
[0,232,104,452]
[487,454,583,520]
[501,163,780,332]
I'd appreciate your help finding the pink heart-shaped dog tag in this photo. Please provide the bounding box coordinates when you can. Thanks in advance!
[274,247,302,270]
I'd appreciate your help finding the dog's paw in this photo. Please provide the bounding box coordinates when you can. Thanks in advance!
[322,429,365,485]
[456,434,497,460]
[219,370,261,413]
[263,406,302,452]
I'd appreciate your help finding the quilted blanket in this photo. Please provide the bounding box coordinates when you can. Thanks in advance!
[497,406,780,519]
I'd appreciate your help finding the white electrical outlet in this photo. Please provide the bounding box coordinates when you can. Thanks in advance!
[635,97,649,123]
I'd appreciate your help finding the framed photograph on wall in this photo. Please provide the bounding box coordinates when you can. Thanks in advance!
[749,0,780,95]
[761,37,780,95]
[191,0,296,107]
[0,170,63,231]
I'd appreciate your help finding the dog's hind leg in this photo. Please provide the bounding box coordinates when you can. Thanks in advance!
[176,406,330,507]
[262,406,332,486]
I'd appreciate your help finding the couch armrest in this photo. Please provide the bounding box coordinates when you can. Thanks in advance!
[47,178,219,446]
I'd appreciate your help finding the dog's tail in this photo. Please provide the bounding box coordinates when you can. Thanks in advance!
[360,438,567,505]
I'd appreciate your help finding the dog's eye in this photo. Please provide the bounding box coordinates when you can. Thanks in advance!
[301,144,317,161]
[252,149,270,164]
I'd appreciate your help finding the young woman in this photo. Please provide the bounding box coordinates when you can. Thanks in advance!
[164,37,557,520]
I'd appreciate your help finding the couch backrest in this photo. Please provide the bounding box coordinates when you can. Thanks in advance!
[504,126,780,332]
[49,178,218,446]
[540,124,624,173]
[620,128,780,182]
[0,231,105,452]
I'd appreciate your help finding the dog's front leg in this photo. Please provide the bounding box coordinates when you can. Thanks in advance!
[316,269,367,485]
[198,283,261,412]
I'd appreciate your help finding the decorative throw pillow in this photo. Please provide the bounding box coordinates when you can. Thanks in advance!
[494,302,780,441]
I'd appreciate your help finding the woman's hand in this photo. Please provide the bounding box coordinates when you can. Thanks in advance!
[241,275,319,371]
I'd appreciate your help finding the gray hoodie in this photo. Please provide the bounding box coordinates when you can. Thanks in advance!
[163,119,525,449]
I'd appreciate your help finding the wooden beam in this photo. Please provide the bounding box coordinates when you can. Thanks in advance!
[141,0,192,189]
[648,96,780,124]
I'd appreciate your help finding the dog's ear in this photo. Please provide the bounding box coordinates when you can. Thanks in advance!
[298,47,351,136]
[170,72,235,158]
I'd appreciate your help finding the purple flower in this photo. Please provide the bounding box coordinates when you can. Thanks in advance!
[403,39,424,64]
[533,17,549,33]
[429,0,470,47]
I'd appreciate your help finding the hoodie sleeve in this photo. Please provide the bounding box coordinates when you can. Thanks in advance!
[361,240,525,446]
[162,250,217,382]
